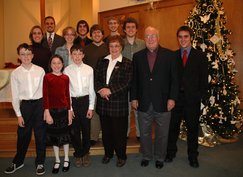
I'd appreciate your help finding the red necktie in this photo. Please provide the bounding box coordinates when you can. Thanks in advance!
[80,40,85,47]
[48,34,53,48]
[182,50,187,66]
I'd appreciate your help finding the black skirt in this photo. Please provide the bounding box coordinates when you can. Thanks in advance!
[46,108,71,146]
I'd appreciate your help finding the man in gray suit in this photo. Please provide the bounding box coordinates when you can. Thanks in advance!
[42,16,65,55]
[131,26,178,169]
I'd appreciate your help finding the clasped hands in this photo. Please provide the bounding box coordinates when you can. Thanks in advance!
[98,88,111,101]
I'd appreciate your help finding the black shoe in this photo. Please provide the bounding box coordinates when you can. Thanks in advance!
[52,162,60,174]
[155,161,164,169]
[102,156,111,164]
[90,140,97,146]
[189,158,199,168]
[4,163,24,174]
[36,164,45,176]
[140,159,149,167]
[62,161,70,172]
[116,159,126,167]
[136,136,140,141]
[164,155,174,163]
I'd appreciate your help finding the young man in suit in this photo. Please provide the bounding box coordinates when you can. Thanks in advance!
[165,25,208,168]
[131,26,178,169]
[42,16,65,55]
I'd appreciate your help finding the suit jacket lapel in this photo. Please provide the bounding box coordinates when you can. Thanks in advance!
[102,59,109,84]
[109,61,121,84]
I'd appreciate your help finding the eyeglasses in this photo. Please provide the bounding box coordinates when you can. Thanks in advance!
[109,45,121,48]
[65,33,75,36]
[144,34,157,39]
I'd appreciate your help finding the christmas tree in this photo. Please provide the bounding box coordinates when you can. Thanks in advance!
[186,0,242,140]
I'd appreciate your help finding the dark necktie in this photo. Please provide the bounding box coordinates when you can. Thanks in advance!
[80,39,85,47]
[48,34,53,48]
[182,50,187,66]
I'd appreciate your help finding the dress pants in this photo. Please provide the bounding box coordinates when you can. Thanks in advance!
[127,104,140,137]
[167,92,200,159]
[138,104,171,162]
[100,115,128,160]
[70,96,90,157]
[13,99,46,166]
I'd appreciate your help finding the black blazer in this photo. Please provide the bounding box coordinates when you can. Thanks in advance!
[95,56,133,117]
[175,47,208,103]
[131,46,178,113]
[42,33,65,55]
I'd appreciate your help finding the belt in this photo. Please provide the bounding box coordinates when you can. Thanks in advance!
[21,98,42,103]
[71,95,88,100]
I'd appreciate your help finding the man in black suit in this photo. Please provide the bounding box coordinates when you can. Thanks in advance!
[165,26,208,168]
[42,16,65,55]
[131,26,178,169]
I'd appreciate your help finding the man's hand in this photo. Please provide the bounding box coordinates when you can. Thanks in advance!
[167,99,175,111]
[131,100,138,110]
[17,116,25,127]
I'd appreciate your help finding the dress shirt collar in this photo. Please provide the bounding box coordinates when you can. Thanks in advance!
[47,32,55,39]
[104,54,123,63]
[180,47,191,58]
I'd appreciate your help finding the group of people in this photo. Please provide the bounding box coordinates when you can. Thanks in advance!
[4,15,208,176]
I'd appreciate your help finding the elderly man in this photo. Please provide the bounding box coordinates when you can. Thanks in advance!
[131,26,178,169]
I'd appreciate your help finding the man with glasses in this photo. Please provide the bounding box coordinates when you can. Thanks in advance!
[131,26,178,169]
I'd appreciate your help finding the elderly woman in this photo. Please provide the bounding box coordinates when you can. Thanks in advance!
[94,35,132,167]
[55,26,76,67]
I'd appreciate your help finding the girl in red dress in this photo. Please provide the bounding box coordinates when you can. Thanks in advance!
[43,55,72,174]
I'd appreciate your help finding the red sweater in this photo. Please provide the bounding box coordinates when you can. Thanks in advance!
[43,73,70,109]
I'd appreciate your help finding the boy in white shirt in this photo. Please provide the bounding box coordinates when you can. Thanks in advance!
[64,45,95,168]
[4,43,46,176]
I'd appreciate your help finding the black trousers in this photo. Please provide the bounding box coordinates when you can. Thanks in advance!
[100,115,128,160]
[70,96,90,158]
[167,92,200,159]
[13,99,46,166]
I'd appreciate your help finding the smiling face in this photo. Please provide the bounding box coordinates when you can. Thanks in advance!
[144,27,159,51]
[124,22,137,38]
[18,48,33,66]
[108,19,119,33]
[78,23,88,36]
[50,57,64,74]
[32,27,43,43]
[91,30,103,43]
[64,28,76,44]
[109,41,122,59]
[177,30,192,49]
[71,50,85,65]
[45,18,55,33]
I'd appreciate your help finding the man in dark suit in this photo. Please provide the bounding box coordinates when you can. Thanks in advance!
[131,26,178,169]
[42,16,65,55]
[165,26,208,168]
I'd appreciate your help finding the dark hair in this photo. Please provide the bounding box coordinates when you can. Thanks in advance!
[17,43,33,54]
[90,24,104,37]
[107,35,125,50]
[76,20,89,34]
[48,54,64,72]
[122,17,138,31]
[70,44,84,54]
[176,25,194,37]
[29,25,44,44]
[44,16,56,25]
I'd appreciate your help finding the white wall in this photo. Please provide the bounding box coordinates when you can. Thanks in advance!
[99,0,159,12]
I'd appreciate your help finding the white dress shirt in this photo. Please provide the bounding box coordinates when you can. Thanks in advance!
[64,62,96,110]
[105,54,123,84]
[10,64,45,117]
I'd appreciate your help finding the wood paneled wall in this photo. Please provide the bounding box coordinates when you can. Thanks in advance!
[98,0,243,108]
